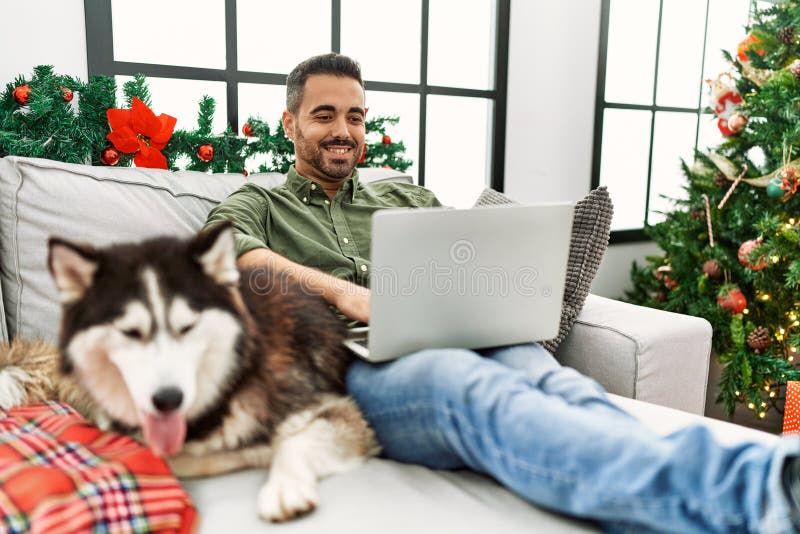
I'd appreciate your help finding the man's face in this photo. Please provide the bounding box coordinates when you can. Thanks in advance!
[283,74,366,183]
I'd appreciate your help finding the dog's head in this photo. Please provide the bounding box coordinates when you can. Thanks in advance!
[47,222,244,456]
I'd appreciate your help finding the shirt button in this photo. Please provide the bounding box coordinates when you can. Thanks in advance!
[324,199,330,205]
[303,196,308,203]
[343,237,349,244]
[360,265,368,272]
[310,184,316,190]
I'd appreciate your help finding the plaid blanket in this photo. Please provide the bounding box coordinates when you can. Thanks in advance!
[0,402,197,534]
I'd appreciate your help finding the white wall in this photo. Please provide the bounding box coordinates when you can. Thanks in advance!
[2,0,660,300]
[506,0,661,298]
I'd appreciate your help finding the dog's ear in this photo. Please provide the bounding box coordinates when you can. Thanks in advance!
[48,238,100,304]
[191,222,240,286]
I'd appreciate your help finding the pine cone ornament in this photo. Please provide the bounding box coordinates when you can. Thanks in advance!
[703,259,721,280]
[690,209,705,221]
[747,326,770,353]
[778,25,795,44]
[791,59,800,81]
[714,171,728,187]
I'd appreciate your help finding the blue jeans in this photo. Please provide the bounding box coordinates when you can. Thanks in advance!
[346,343,799,533]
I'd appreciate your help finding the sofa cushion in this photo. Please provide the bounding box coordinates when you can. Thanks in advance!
[473,187,613,354]
[0,156,411,342]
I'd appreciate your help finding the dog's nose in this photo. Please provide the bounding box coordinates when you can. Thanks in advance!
[151,387,183,413]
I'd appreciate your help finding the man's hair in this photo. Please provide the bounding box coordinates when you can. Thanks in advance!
[286,53,364,114]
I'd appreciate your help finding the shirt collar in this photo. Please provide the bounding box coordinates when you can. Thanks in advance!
[285,165,361,203]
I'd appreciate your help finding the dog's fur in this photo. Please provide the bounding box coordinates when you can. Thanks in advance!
[0,222,378,521]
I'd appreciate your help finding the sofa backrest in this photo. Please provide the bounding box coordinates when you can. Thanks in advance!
[0,156,412,343]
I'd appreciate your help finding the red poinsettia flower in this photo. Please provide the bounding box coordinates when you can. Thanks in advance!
[106,97,177,169]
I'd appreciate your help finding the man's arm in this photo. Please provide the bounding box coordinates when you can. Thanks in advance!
[238,247,370,324]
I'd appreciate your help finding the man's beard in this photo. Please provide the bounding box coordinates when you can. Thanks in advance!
[295,128,359,180]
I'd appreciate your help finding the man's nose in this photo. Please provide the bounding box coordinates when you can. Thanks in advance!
[330,115,351,139]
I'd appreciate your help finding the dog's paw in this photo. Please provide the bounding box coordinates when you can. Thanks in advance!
[257,474,319,522]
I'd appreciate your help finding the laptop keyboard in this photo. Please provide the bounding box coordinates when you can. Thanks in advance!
[351,337,369,348]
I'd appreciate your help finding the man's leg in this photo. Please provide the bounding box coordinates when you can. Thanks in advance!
[346,346,797,533]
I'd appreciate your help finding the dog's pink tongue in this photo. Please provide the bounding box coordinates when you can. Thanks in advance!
[142,411,187,457]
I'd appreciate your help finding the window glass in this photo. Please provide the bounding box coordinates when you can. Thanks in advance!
[115,76,228,134]
[425,95,492,208]
[341,0,421,84]
[599,109,652,230]
[237,0,330,74]
[238,83,287,133]
[655,0,707,108]
[427,0,495,90]
[604,0,659,105]
[364,91,421,181]
[648,112,698,224]
[112,0,226,69]
[700,0,751,108]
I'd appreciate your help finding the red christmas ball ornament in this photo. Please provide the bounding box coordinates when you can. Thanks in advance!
[242,122,253,137]
[717,287,747,315]
[100,147,120,166]
[13,84,31,105]
[358,145,366,165]
[61,87,74,102]
[738,239,767,270]
[382,134,392,145]
[728,113,747,134]
[197,144,214,162]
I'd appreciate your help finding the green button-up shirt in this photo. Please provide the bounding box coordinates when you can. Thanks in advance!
[204,165,441,287]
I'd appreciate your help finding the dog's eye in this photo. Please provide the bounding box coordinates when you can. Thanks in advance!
[178,323,195,336]
[121,328,144,340]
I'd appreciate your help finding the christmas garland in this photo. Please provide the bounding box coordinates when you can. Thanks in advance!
[0,65,412,174]
[627,2,800,421]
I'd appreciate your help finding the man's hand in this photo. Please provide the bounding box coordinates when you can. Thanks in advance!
[334,283,371,323]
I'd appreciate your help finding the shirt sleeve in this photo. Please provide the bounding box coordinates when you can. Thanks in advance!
[203,184,271,258]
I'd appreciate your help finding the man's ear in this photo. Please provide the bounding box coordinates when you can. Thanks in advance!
[191,222,240,287]
[48,238,100,304]
[282,110,296,141]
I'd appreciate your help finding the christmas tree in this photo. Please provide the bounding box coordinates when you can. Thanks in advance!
[0,66,412,174]
[628,1,800,421]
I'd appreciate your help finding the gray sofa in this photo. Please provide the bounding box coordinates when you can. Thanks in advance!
[0,156,766,533]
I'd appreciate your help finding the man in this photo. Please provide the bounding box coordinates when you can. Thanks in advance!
[205,53,800,533]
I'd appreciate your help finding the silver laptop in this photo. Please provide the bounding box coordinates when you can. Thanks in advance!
[343,203,575,362]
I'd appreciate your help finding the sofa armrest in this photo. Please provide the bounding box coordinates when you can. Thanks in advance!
[554,295,712,415]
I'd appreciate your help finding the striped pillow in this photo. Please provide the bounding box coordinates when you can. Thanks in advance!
[474,187,613,354]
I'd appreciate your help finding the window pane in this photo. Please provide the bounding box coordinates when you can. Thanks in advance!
[237,0,330,73]
[648,112,698,224]
[599,109,652,230]
[112,0,226,69]
[427,0,495,90]
[115,76,228,134]
[604,0,659,105]
[341,0,421,84]
[697,112,724,152]
[239,83,286,132]
[425,96,492,208]
[364,91,420,181]
[655,0,707,108]
[239,83,288,171]
[701,0,751,108]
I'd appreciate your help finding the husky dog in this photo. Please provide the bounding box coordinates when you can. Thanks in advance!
[0,222,378,522]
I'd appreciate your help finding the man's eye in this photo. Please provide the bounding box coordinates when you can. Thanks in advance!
[316,115,332,121]
[349,116,364,124]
